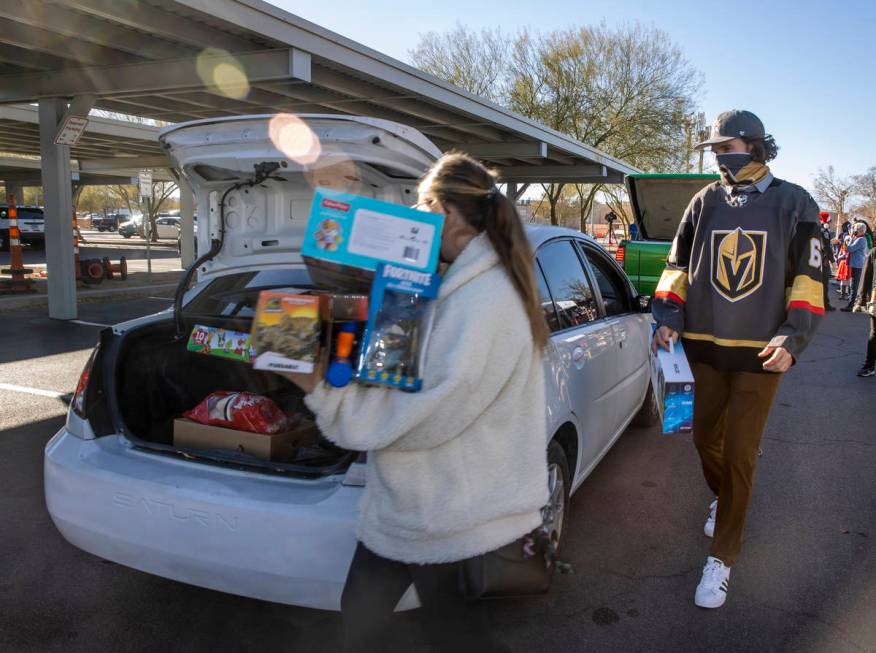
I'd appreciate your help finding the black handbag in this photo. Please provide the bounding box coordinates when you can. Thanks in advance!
[459,527,558,600]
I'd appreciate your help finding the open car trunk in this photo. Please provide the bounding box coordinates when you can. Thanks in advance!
[112,316,355,477]
[626,174,719,241]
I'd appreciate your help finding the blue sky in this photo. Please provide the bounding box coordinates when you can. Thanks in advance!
[269,0,875,193]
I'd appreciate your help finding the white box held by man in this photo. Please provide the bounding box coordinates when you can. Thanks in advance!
[650,335,695,435]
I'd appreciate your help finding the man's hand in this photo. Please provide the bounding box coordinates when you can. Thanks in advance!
[757,345,793,373]
[652,326,679,352]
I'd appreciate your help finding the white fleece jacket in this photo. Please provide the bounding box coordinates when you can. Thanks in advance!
[305,233,550,564]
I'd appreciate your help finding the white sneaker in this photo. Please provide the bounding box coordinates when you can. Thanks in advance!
[695,556,730,608]
[704,499,717,538]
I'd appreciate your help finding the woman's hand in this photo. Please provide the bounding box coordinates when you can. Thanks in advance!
[277,356,328,395]
[652,326,679,352]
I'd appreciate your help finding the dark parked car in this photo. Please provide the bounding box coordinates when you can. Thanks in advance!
[91,213,123,232]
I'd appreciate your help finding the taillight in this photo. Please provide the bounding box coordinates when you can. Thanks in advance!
[71,346,99,419]
[615,244,625,263]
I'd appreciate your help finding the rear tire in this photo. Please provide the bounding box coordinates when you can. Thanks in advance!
[545,441,571,553]
[632,380,661,427]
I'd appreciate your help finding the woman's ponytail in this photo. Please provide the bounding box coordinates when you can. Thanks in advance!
[419,153,549,348]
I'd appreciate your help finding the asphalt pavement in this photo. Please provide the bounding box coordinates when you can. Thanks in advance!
[1,300,873,653]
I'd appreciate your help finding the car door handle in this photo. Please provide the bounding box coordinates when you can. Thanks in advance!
[572,347,585,361]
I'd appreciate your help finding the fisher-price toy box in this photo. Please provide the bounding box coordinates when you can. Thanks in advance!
[650,334,695,435]
[302,188,444,292]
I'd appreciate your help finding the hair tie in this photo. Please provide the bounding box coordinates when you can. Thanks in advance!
[486,186,500,200]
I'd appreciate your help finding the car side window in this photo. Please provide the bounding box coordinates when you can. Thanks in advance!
[534,262,561,333]
[537,240,599,330]
[580,246,631,316]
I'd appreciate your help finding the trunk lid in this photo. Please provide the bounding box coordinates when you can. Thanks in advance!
[626,174,718,241]
[159,115,441,280]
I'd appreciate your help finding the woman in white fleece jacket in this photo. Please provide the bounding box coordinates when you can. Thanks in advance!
[290,153,550,652]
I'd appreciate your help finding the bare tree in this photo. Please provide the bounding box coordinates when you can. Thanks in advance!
[411,23,702,226]
[410,24,509,102]
[813,166,853,232]
[852,167,876,226]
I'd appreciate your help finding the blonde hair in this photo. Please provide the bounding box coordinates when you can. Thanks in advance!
[419,152,549,348]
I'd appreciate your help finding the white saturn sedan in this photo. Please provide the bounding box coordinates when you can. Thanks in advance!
[45,115,657,611]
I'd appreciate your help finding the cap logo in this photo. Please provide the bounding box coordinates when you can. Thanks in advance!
[739,130,745,135]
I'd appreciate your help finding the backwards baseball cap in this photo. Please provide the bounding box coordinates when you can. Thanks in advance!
[695,110,766,150]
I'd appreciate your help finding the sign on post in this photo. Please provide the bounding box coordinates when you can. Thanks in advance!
[138,171,153,198]
[54,116,89,146]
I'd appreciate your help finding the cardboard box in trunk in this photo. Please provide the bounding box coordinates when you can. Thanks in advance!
[251,291,369,387]
[173,418,320,462]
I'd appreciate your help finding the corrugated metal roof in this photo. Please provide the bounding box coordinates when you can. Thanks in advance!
[0,0,639,181]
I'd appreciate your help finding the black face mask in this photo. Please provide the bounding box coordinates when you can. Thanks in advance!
[715,152,752,176]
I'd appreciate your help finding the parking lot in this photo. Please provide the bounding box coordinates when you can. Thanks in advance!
[2,298,873,653]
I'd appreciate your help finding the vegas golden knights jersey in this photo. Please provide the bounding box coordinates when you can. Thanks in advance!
[653,178,823,373]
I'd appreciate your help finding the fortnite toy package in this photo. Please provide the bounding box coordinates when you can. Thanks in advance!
[650,331,695,435]
[251,292,322,373]
[355,263,442,392]
[187,324,255,363]
[301,188,444,292]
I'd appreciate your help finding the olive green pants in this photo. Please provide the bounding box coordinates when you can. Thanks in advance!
[691,362,782,567]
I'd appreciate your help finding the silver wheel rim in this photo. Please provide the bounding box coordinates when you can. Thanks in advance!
[543,462,566,544]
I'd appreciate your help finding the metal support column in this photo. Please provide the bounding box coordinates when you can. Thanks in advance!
[6,183,24,204]
[38,98,76,320]
[179,174,195,268]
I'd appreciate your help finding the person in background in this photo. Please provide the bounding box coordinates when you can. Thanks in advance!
[853,243,876,377]
[628,221,640,241]
[284,152,550,653]
[819,212,836,311]
[841,223,868,311]
[653,109,823,609]
[835,240,852,300]
[859,220,873,250]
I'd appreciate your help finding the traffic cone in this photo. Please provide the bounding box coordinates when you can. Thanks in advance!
[73,211,83,288]
[0,193,35,294]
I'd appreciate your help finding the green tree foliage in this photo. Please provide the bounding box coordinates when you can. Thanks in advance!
[410,23,703,228]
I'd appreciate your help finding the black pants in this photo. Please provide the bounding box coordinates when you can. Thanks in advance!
[341,542,507,653]
[848,266,863,306]
[866,315,876,367]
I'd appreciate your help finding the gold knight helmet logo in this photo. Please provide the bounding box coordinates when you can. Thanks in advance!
[710,227,767,301]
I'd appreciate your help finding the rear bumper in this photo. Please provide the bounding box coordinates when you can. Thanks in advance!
[44,428,360,610]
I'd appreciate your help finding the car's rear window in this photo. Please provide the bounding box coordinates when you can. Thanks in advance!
[184,268,314,319]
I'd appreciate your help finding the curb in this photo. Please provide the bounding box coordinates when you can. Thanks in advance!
[0,282,179,312]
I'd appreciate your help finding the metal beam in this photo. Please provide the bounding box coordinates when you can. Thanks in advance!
[79,155,171,171]
[0,104,161,141]
[0,0,196,61]
[451,142,547,159]
[0,16,144,67]
[64,0,258,53]
[0,49,308,102]
[497,165,607,183]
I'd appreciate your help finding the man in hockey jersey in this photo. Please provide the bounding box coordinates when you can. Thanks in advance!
[652,110,823,609]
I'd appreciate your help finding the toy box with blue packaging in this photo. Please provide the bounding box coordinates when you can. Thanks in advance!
[355,262,442,392]
[301,188,444,292]
[650,330,695,435]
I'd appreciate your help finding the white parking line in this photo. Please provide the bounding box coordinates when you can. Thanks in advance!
[0,382,67,399]
[70,319,109,327]
[147,296,173,301]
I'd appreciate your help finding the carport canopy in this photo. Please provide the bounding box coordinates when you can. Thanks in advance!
[0,0,640,319]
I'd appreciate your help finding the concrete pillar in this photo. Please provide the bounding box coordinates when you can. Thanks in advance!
[5,183,24,205]
[178,174,196,268]
[38,98,77,320]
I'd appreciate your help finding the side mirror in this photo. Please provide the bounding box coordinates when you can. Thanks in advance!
[637,295,652,313]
